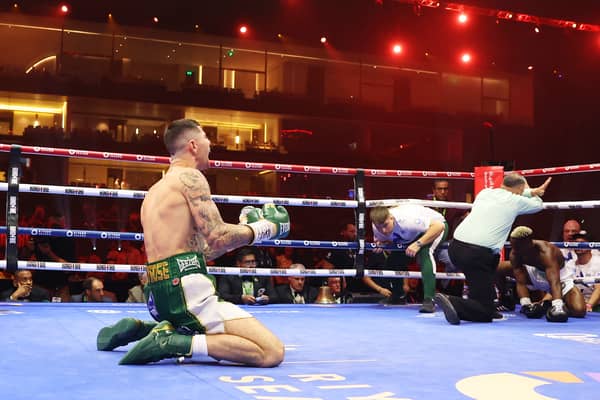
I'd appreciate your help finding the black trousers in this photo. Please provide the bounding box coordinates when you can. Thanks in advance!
[447,239,500,322]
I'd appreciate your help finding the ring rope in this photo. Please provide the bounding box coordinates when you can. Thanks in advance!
[369,198,600,210]
[367,199,473,209]
[1,227,599,250]
[541,201,600,210]
[4,182,599,210]
[0,183,357,208]
[3,143,600,285]
[367,199,600,210]
[2,260,600,285]
[0,143,472,178]
[0,227,143,242]
[2,143,599,180]
[0,260,464,280]
[0,144,170,165]
[0,182,357,208]
[513,164,600,177]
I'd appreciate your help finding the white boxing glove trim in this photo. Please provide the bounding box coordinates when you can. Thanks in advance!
[239,206,262,224]
[551,298,564,309]
[247,220,276,244]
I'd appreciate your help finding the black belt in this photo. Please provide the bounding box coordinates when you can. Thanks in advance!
[452,239,500,255]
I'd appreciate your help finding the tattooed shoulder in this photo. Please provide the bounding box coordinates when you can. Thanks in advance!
[179,170,204,189]
[180,170,212,204]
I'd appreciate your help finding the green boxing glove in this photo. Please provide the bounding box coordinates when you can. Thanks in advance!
[244,203,290,244]
[239,206,263,224]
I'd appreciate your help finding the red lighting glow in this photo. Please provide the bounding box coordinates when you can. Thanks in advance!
[461,53,471,63]
[392,43,403,55]
[59,4,69,14]
[239,25,248,34]
[458,13,468,24]
[281,129,313,136]
[153,16,159,23]
[395,0,600,33]
[320,36,327,44]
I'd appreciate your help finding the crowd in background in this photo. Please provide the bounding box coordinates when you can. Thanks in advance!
[1,179,597,312]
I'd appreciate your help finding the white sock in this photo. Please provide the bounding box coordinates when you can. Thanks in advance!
[520,297,532,306]
[188,334,214,362]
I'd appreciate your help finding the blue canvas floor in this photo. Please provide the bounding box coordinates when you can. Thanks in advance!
[1,302,600,400]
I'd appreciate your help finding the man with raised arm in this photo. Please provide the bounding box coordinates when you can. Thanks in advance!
[97,119,287,366]
[435,173,552,324]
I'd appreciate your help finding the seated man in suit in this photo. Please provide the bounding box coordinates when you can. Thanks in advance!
[70,277,114,302]
[126,272,149,303]
[1,269,50,302]
[275,263,318,304]
[327,276,353,304]
[218,247,276,305]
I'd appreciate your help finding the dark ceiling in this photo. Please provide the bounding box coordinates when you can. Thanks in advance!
[4,0,600,77]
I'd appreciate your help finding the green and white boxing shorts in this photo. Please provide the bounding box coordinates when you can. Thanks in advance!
[146,252,251,334]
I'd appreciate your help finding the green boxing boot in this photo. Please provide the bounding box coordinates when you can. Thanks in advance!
[119,321,193,365]
[97,318,157,351]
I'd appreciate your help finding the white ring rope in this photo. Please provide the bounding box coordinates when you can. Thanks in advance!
[2,260,599,285]
[367,199,473,210]
[542,201,600,210]
[368,198,600,210]
[0,260,464,280]
[0,183,356,208]
[4,183,600,210]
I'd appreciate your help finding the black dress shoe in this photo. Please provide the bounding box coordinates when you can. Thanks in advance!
[434,293,460,325]
[419,298,435,313]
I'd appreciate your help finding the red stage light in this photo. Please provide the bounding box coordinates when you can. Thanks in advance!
[458,13,468,24]
[320,36,327,44]
[392,43,403,55]
[461,53,471,63]
[59,4,69,14]
[239,25,248,34]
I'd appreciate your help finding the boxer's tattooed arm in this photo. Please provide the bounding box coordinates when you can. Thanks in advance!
[180,170,252,260]
[187,227,209,255]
